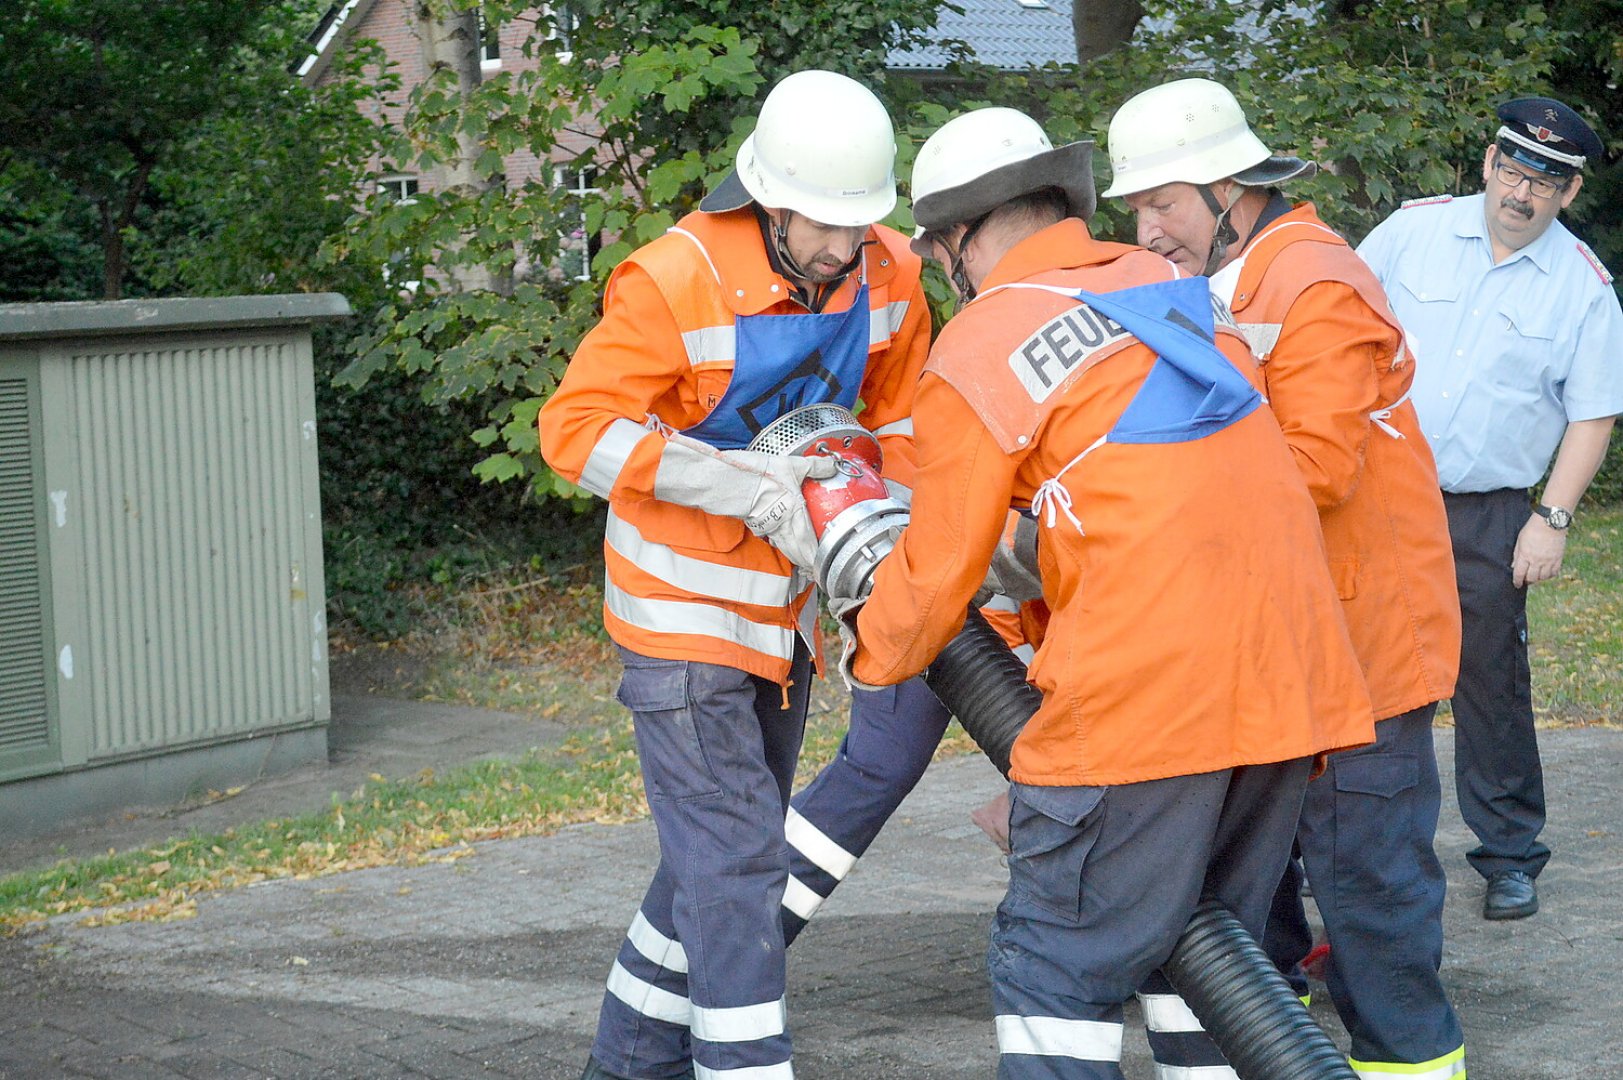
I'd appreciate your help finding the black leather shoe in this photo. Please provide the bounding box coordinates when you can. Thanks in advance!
[1484,869,1539,920]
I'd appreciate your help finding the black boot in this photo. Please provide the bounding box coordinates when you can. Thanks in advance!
[579,1056,695,1080]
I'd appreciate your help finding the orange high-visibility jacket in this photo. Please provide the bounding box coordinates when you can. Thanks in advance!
[539,208,930,683]
[852,219,1374,787]
[1225,204,1460,721]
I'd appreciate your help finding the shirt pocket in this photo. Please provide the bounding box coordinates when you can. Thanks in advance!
[1007,783,1108,923]
[1484,305,1558,403]
[1391,274,1459,366]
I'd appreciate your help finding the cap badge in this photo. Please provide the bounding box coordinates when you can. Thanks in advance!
[1544,108,1559,122]
[1534,125,1556,142]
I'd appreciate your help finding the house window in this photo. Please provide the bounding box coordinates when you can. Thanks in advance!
[555,166,600,281]
[546,3,578,59]
[478,9,501,70]
[379,175,419,202]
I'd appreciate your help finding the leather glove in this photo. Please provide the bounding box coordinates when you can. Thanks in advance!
[981,510,1043,604]
[828,592,884,693]
[653,433,840,569]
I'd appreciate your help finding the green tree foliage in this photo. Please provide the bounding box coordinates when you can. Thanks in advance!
[340,0,1620,503]
[0,0,297,298]
[331,0,944,500]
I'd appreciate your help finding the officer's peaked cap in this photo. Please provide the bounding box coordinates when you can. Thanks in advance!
[1494,97,1604,177]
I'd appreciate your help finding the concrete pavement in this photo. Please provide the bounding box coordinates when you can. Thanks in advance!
[2,694,1620,1078]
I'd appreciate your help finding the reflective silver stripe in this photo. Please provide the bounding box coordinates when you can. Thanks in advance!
[605,582,795,660]
[1012,643,1036,665]
[781,874,824,919]
[690,997,787,1044]
[869,300,910,345]
[996,1014,1122,1060]
[1238,321,1283,359]
[693,1062,794,1080]
[581,418,650,499]
[606,510,793,608]
[606,959,691,1025]
[627,911,689,974]
[1153,1065,1238,1080]
[1138,992,1205,1033]
[1350,1046,1465,1080]
[784,807,858,879]
[682,324,736,367]
[873,417,913,439]
[983,593,1020,613]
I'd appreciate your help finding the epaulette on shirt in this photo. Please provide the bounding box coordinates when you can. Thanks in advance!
[1399,194,1453,209]
[1575,240,1614,285]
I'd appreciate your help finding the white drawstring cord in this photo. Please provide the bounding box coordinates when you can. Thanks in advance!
[1030,434,1108,531]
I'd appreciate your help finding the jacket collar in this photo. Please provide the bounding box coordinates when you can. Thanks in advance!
[674,207,897,315]
[978,218,1141,294]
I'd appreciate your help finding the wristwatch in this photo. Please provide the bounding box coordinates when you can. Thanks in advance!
[1534,504,1573,531]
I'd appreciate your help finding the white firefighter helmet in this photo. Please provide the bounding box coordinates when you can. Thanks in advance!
[1100,78,1315,198]
[725,69,897,227]
[909,106,1095,254]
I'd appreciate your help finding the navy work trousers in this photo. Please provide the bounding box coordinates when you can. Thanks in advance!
[1444,488,1551,880]
[1263,704,1465,1072]
[590,645,810,1080]
[781,677,954,944]
[990,759,1312,1079]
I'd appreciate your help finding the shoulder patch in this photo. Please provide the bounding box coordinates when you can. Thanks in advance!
[1575,240,1614,285]
[1399,194,1453,209]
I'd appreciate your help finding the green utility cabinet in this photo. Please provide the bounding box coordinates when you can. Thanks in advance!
[0,295,349,835]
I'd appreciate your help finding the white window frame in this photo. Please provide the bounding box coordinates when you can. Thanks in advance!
[378,174,420,203]
[554,166,600,282]
[477,9,501,71]
[544,3,577,62]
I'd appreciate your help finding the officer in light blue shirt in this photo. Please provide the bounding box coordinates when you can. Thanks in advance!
[1358,96,1622,922]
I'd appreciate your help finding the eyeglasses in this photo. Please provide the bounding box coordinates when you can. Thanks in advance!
[1492,157,1569,200]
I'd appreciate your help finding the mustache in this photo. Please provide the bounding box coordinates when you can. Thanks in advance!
[1500,195,1535,219]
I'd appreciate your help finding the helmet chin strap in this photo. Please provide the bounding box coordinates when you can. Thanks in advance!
[943,213,991,307]
[771,209,863,289]
[1197,183,1241,277]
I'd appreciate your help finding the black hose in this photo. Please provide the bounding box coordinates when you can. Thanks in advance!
[920,607,1357,1080]
[1165,901,1359,1079]
[920,607,1041,778]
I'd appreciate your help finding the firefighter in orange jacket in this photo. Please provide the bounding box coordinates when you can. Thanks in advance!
[1105,78,1466,1079]
[835,106,1374,1078]
[538,70,933,1080]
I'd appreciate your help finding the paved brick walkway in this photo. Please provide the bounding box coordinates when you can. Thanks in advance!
[3,705,1620,1078]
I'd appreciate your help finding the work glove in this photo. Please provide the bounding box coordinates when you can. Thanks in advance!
[653,433,840,569]
[828,592,883,693]
[975,510,1044,605]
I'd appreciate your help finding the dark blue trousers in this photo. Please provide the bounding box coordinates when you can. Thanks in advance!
[1263,705,1465,1073]
[781,677,953,944]
[991,759,1311,1079]
[591,645,810,1080]
[1444,488,1551,880]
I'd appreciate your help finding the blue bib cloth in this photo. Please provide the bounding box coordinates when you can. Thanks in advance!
[683,283,872,449]
[1071,276,1261,444]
